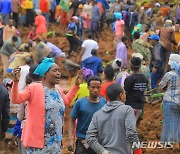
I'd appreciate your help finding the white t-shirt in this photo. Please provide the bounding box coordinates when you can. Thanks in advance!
[81,39,99,61]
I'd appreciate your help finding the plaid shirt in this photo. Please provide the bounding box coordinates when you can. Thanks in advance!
[159,70,180,105]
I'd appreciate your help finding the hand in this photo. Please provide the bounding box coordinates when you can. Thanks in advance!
[13,67,21,82]
[152,67,157,74]
[75,70,83,86]
[102,150,111,154]
[68,140,74,152]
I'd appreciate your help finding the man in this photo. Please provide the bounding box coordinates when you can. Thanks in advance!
[159,20,177,73]
[82,49,103,76]
[68,76,106,154]
[149,34,165,89]
[12,0,20,28]
[3,19,16,42]
[86,83,142,154]
[0,0,12,25]
[124,57,148,124]
[99,65,115,101]
[0,35,18,77]
[116,36,128,69]
[91,0,101,41]
[78,33,99,63]
[0,82,10,140]
[125,6,138,41]
[40,0,49,27]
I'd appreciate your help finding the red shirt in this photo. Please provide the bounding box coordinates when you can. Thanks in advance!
[99,81,115,101]
[40,0,49,13]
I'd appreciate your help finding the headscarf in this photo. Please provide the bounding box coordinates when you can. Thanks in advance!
[33,58,55,77]
[165,20,172,27]
[168,54,180,75]
[112,59,122,70]
[82,67,94,81]
[114,12,122,20]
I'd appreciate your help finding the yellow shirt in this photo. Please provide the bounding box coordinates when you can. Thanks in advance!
[21,0,33,9]
[71,83,89,106]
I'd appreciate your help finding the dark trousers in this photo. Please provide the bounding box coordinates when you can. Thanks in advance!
[74,139,96,154]
[126,25,134,42]
[13,12,19,28]
[66,35,82,55]
[151,71,163,89]
[91,20,99,40]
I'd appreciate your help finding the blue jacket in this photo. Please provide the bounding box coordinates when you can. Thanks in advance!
[0,0,12,15]
[82,56,103,76]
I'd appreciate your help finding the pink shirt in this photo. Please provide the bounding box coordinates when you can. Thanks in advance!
[115,20,124,36]
[35,15,47,34]
[11,82,79,148]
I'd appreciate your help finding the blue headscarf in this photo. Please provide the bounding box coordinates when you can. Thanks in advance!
[33,58,55,78]
[114,12,122,20]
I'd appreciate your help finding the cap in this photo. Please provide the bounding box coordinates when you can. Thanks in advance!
[148,34,159,41]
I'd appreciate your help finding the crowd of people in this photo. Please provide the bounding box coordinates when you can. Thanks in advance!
[0,0,180,154]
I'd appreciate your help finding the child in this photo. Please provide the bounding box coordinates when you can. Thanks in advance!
[114,12,124,45]
[124,57,148,123]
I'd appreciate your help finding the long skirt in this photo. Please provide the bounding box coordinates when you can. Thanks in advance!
[160,101,180,143]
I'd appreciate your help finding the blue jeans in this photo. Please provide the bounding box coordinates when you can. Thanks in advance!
[151,71,163,89]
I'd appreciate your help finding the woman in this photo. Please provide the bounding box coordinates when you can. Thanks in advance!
[159,54,180,144]
[114,12,124,45]
[11,58,82,153]
[35,9,47,40]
